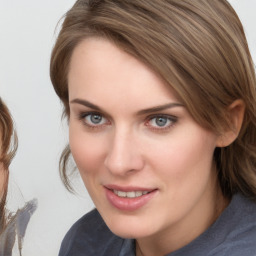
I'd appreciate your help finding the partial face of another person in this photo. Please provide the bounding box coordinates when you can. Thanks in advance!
[68,38,223,240]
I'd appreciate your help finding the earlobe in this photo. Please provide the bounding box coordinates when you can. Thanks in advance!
[216,99,245,148]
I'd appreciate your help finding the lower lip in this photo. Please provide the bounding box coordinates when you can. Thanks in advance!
[105,188,157,212]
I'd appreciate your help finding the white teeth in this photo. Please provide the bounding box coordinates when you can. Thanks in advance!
[114,190,149,198]
[135,191,143,197]
[117,191,126,197]
[127,191,136,198]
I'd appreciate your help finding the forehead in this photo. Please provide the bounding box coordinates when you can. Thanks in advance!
[68,38,180,108]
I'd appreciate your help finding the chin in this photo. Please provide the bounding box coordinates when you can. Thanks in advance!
[111,226,151,239]
[104,214,155,239]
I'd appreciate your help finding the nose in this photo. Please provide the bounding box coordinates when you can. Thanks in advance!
[104,128,144,176]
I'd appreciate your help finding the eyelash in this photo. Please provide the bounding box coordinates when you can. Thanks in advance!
[145,114,177,132]
[78,112,110,130]
[78,112,177,132]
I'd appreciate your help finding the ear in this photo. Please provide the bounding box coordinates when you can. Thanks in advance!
[216,99,245,147]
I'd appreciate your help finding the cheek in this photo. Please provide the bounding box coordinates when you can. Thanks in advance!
[69,126,106,178]
[173,132,215,170]
[148,128,217,184]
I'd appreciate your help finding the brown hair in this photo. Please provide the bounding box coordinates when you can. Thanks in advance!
[0,98,18,231]
[50,0,256,198]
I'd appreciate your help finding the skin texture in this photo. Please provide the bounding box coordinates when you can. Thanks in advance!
[68,38,229,255]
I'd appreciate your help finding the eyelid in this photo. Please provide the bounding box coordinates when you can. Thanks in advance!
[146,113,177,122]
[145,114,178,131]
[78,111,111,129]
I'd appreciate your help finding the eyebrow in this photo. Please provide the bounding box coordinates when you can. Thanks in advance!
[70,98,101,111]
[137,102,184,115]
[70,98,184,115]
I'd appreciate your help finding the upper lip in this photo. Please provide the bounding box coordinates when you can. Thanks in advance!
[104,184,156,192]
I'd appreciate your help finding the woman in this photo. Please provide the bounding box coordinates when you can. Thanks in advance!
[0,99,37,256]
[0,98,17,232]
[50,0,256,255]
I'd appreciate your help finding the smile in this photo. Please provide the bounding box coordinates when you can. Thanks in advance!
[113,190,149,198]
[104,185,157,211]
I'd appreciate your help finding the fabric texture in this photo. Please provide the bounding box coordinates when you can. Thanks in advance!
[0,199,37,256]
[59,193,256,256]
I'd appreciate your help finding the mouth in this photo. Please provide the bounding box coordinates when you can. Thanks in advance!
[104,185,157,211]
[113,190,150,198]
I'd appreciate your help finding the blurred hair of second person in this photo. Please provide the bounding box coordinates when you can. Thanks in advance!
[0,98,37,256]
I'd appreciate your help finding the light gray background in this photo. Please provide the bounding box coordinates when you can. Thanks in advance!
[0,1,255,255]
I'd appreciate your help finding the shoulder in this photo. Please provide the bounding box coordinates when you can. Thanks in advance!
[170,193,256,256]
[213,193,256,256]
[58,209,126,256]
[206,193,256,256]
[218,193,256,235]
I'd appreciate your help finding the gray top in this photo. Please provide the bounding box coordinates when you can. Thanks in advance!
[59,194,256,256]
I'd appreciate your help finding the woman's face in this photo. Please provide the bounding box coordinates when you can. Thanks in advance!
[68,38,222,241]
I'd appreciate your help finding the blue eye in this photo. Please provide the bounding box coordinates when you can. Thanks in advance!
[147,115,177,130]
[154,117,169,127]
[82,113,108,127]
[88,114,103,124]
